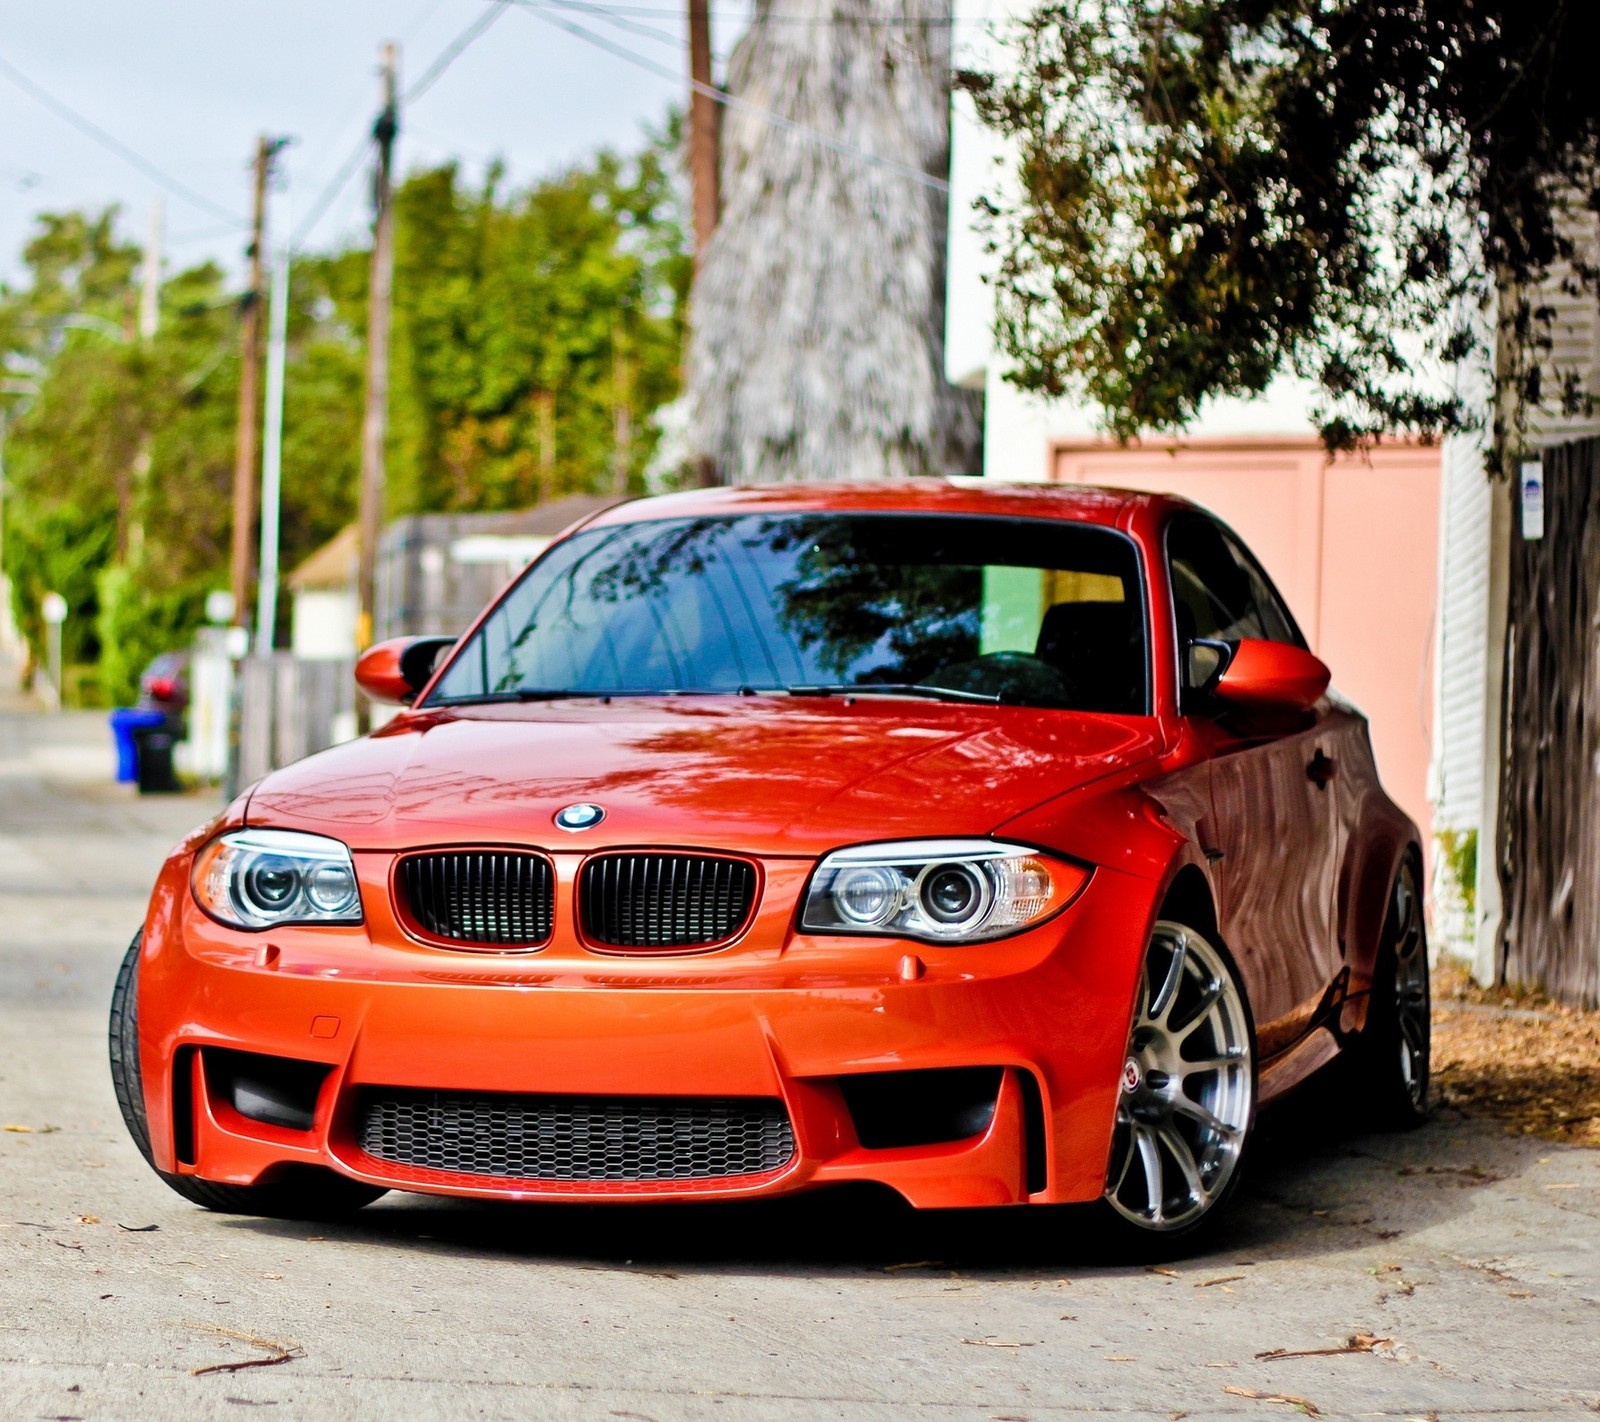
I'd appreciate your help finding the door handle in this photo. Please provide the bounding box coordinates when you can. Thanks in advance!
[1306,749,1336,789]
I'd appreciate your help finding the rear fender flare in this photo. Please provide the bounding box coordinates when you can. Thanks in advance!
[1336,803,1421,1035]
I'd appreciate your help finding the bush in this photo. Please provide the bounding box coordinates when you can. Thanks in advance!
[94,565,207,707]
[1437,828,1479,919]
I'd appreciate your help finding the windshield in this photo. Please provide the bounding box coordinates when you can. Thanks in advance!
[426,512,1149,713]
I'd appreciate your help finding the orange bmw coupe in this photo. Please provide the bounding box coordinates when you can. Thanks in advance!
[110,481,1430,1249]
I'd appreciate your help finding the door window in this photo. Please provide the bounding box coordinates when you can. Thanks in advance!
[1167,516,1305,691]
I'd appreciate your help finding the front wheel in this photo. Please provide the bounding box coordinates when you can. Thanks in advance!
[108,931,387,1220]
[1099,920,1255,1251]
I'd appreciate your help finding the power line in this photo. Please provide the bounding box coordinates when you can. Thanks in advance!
[512,0,951,192]
[0,48,247,228]
[293,4,519,254]
[290,131,374,253]
[406,0,514,103]
[488,0,994,23]
[168,219,252,249]
[542,0,683,50]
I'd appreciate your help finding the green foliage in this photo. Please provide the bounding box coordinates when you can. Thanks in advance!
[960,1,1600,454]
[1438,827,1478,918]
[1,118,689,682]
[94,564,210,708]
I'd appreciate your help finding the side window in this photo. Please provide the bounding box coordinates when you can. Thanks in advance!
[1167,517,1304,691]
[1221,533,1302,648]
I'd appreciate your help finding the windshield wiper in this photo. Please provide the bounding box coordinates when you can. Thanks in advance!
[784,682,1002,705]
[428,689,592,706]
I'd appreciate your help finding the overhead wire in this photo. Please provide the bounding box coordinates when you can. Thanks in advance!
[168,220,252,250]
[405,0,515,103]
[510,0,951,192]
[537,0,683,49]
[0,48,247,228]
[289,131,374,253]
[291,0,517,254]
[0,0,961,266]
[486,0,997,24]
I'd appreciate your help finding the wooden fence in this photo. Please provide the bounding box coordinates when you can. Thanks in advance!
[1498,435,1600,1007]
[237,655,357,788]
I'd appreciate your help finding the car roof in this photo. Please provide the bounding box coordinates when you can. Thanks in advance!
[580,479,1199,534]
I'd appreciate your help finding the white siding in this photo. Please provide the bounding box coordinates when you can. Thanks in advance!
[1533,213,1600,445]
[1433,432,1492,832]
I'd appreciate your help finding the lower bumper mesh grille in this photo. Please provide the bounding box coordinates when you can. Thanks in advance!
[356,1089,796,1182]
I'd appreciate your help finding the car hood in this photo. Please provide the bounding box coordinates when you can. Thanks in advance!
[245,697,1165,856]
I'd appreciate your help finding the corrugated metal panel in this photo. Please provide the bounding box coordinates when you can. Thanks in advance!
[1434,432,1492,832]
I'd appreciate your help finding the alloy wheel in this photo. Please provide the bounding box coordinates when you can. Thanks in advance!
[1105,921,1253,1232]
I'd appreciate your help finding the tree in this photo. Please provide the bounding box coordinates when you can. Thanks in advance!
[686,0,981,483]
[961,0,1600,459]
[1,122,690,692]
[304,131,689,518]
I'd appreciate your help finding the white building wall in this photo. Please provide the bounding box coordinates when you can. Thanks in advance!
[290,589,359,661]
[1432,436,1492,834]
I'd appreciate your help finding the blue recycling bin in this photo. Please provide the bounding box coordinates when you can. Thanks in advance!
[109,707,167,783]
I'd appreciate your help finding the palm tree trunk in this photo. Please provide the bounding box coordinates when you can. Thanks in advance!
[687,0,981,483]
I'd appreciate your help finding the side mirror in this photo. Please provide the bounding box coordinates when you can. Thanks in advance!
[1210,637,1331,713]
[354,636,456,706]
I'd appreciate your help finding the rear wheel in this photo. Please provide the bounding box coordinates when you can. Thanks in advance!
[1351,861,1431,1128]
[1100,920,1255,1251]
[108,932,386,1219]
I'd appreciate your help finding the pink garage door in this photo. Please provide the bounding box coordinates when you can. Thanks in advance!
[1051,439,1440,855]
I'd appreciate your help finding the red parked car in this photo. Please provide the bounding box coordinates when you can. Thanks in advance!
[110,481,1429,1250]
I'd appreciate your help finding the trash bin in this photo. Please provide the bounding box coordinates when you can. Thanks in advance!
[109,707,167,784]
[131,721,182,795]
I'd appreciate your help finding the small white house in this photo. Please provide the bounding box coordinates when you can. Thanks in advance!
[286,494,626,660]
[287,525,361,660]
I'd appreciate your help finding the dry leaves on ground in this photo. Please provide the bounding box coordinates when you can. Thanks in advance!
[1222,1385,1321,1416]
[1432,960,1600,1147]
[960,1337,1038,1348]
[1256,1333,1392,1361]
[181,1322,304,1377]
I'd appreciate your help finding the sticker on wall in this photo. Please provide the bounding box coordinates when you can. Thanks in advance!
[1520,460,1545,541]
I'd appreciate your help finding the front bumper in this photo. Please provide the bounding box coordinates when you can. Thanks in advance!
[135,847,1156,1208]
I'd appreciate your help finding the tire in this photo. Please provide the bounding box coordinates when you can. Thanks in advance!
[108,932,387,1219]
[1097,919,1256,1255]
[1350,860,1431,1129]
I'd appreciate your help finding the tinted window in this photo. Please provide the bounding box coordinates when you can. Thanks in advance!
[1168,517,1302,648]
[428,513,1150,713]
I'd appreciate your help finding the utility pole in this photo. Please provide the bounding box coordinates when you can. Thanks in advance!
[139,197,162,343]
[356,41,399,682]
[127,197,162,566]
[230,137,274,636]
[256,192,292,652]
[611,314,631,497]
[687,0,721,487]
[687,0,720,266]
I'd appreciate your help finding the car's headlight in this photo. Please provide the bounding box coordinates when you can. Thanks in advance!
[192,829,363,930]
[799,839,1087,944]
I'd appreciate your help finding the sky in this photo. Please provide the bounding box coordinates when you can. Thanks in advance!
[0,0,745,285]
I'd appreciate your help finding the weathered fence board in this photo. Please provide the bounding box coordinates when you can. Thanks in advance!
[237,655,357,787]
[1498,436,1600,1007]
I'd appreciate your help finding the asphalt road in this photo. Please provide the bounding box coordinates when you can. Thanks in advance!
[2,706,1597,1421]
